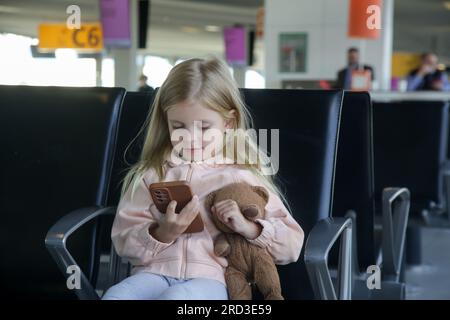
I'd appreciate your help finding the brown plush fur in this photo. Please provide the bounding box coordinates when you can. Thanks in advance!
[205,182,283,300]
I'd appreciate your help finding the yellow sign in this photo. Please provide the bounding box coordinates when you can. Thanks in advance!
[392,52,421,78]
[38,23,103,51]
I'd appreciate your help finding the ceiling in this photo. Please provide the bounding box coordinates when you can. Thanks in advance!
[0,0,262,59]
[394,0,450,62]
[0,0,449,61]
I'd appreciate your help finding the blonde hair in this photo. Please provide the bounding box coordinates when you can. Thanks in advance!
[121,57,291,212]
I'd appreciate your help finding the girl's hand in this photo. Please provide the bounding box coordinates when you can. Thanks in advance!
[150,195,200,243]
[212,200,262,240]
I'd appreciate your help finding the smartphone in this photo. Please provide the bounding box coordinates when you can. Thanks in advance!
[149,180,204,234]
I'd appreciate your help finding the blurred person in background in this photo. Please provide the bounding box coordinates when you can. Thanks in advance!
[407,53,450,91]
[335,47,375,90]
[138,74,155,93]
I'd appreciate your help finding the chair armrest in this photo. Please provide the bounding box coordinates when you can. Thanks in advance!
[421,162,450,226]
[45,206,117,300]
[381,188,410,281]
[304,217,353,300]
[442,161,450,221]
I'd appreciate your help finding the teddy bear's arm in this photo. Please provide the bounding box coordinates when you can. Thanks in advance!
[214,233,231,257]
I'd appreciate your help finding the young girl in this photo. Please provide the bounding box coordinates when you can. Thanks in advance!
[102,57,304,300]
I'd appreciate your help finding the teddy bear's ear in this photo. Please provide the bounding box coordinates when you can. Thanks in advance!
[252,186,270,203]
[205,191,216,212]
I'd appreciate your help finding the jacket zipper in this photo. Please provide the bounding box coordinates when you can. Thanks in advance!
[186,163,194,182]
[181,163,194,278]
[181,233,190,278]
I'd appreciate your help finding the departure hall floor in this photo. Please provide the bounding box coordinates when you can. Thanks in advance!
[406,227,450,299]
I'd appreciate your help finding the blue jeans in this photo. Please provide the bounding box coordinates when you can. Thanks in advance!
[102,272,228,300]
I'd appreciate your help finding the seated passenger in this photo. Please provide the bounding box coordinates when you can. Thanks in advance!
[407,53,450,92]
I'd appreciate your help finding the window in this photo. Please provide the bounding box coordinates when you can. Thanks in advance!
[245,70,265,88]
[142,56,173,88]
[0,33,96,87]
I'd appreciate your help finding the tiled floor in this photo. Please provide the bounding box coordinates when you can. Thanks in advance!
[405,227,450,299]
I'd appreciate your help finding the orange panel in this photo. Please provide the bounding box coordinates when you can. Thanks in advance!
[348,0,382,39]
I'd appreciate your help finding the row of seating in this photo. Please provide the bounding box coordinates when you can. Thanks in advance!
[373,100,450,266]
[0,86,126,299]
[2,85,436,299]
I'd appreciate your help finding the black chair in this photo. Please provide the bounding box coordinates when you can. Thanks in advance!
[333,92,376,271]
[0,85,125,299]
[374,101,449,219]
[46,88,353,300]
[95,91,156,289]
[333,92,409,299]
[108,91,155,206]
[373,101,449,265]
[242,89,351,299]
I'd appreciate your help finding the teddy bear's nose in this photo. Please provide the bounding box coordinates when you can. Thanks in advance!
[242,205,259,218]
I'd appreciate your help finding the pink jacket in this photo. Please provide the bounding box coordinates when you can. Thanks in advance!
[111,153,304,285]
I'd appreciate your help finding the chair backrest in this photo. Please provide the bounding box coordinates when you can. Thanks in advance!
[373,101,449,215]
[107,91,155,206]
[241,89,343,299]
[95,92,155,288]
[332,91,376,271]
[0,85,125,299]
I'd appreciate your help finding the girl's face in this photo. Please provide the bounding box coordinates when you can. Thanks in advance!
[167,100,235,161]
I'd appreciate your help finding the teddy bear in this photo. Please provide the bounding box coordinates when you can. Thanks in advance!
[205,182,284,300]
